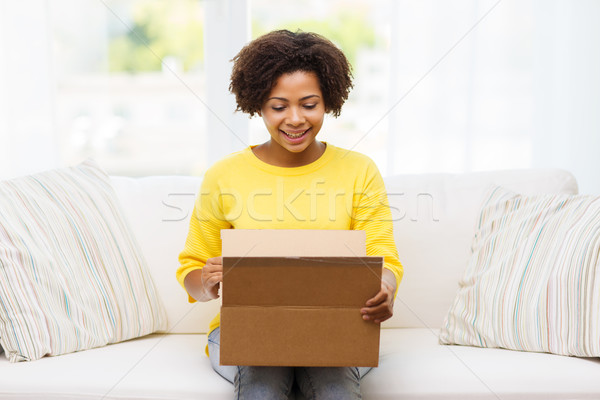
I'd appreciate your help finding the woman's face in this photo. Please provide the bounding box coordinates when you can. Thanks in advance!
[260,71,325,164]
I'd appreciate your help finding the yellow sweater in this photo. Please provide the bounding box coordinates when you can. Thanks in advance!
[177,143,403,334]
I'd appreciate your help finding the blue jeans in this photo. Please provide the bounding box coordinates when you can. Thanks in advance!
[207,327,372,400]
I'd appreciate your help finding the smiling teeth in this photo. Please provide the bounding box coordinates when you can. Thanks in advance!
[284,130,307,138]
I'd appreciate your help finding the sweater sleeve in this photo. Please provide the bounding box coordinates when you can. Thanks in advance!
[177,169,232,303]
[350,160,403,298]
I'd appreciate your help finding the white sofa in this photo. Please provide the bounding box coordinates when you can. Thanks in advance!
[1,168,599,399]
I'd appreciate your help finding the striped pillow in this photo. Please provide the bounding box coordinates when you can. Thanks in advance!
[0,160,167,362]
[439,186,600,356]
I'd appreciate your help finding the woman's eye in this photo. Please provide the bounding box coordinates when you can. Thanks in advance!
[272,106,285,111]
[304,104,316,109]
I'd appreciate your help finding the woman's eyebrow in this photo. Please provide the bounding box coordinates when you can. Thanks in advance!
[266,94,321,102]
[300,94,321,101]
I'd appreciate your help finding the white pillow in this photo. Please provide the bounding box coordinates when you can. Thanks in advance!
[439,186,600,357]
[0,160,167,362]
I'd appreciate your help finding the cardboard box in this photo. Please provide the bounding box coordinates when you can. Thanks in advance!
[220,229,383,367]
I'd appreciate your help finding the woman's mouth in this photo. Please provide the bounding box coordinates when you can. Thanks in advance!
[281,128,310,140]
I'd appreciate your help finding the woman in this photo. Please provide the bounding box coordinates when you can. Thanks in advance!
[177,29,403,400]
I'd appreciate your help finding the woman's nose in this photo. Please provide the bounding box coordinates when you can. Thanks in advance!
[287,107,305,126]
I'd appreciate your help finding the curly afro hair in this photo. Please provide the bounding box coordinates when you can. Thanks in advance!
[229,30,353,118]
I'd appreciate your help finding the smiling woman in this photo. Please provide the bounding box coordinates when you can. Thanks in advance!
[177,28,403,399]
[228,29,353,167]
[256,71,326,167]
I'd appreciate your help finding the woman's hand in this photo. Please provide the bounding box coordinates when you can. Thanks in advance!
[201,256,223,300]
[183,256,223,302]
[360,269,396,324]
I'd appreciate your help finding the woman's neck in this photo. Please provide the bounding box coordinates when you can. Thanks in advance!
[252,140,326,167]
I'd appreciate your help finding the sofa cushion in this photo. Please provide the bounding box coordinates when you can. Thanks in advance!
[439,186,600,356]
[109,175,221,335]
[1,329,598,399]
[0,160,167,362]
[384,169,578,330]
[367,329,600,399]
[0,333,230,400]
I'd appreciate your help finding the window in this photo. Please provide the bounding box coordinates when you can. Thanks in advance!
[2,1,599,193]
[52,0,207,176]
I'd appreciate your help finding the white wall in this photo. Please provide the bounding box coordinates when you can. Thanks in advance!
[387,0,600,194]
[0,1,58,179]
[531,0,600,194]
[204,0,250,166]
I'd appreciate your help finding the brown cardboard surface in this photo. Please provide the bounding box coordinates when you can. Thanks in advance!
[222,257,383,307]
[220,229,383,367]
[220,307,380,367]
